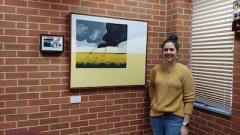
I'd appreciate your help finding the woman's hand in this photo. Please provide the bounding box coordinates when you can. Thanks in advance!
[180,125,188,135]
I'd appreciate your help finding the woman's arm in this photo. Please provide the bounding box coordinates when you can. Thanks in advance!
[180,113,191,135]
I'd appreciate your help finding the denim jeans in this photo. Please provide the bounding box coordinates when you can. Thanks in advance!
[150,113,184,135]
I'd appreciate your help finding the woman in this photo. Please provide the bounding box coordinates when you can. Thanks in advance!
[148,35,195,135]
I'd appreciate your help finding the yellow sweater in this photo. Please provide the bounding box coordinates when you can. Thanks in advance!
[148,63,195,117]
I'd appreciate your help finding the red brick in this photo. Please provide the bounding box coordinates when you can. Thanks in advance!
[89,106,106,113]
[122,93,137,98]
[98,100,114,106]
[0,36,16,43]
[61,128,79,135]
[100,3,115,10]
[98,111,114,118]
[71,120,89,127]
[17,51,39,57]
[80,113,97,120]
[0,5,15,13]
[124,0,138,6]
[139,2,152,8]
[50,4,69,11]
[60,116,78,123]
[0,108,16,115]
[106,128,122,135]
[50,84,68,91]
[29,99,49,106]
[18,37,39,43]
[29,72,49,78]
[115,110,130,116]
[107,10,123,17]
[40,131,60,135]
[28,1,49,9]
[62,0,80,5]
[18,79,40,86]
[4,43,27,50]
[5,14,27,21]
[6,58,28,64]
[17,7,38,15]
[106,104,121,111]
[50,110,69,117]
[28,16,49,23]
[0,51,16,57]
[118,6,132,13]
[5,0,27,6]
[6,73,28,79]
[28,125,49,133]
[50,18,68,25]
[18,120,39,127]
[89,118,105,125]
[17,66,38,72]
[106,116,121,123]
[147,0,160,3]
[0,80,17,86]
[17,106,39,114]
[40,24,60,31]
[5,86,27,93]
[41,79,61,85]
[123,126,137,132]
[70,108,88,115]
[90,9,107,15]
[215,117,231,127]
[98,123,113,130]
[81,1,98,8]
[29,86,49,92]
[29,112,49,119]
[89,94,105,101]
[17,22,38,29]
[29,58,50,64]
[115,121,129,127]
[0,21,16,28]
[6,114,27,121]
[40,10,60,17]
[80,125,97,133]
[50,123,69,130]
[40,118,59,125]
[123,12,138,19]
[50,98,68,104]
[6,100,28,107]
[40,92,60,98]
[0,122,16,129]
[107,0,123,4]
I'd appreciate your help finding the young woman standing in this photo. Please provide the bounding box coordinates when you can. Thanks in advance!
[148,35,195,135]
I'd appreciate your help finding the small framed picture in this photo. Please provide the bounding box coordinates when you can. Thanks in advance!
[40,34,64,52]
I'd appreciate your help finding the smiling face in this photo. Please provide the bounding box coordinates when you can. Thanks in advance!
[163,42,178,65]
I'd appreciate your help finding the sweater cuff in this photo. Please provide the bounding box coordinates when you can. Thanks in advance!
[184,102,194,114]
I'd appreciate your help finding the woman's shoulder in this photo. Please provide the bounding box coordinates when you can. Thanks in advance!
[152,64,162,70]
[176,63,193,77]
[176,63,191,71]
[176,63,187,68]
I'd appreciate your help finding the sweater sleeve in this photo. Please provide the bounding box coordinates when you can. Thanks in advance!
[148,66,157,100]
[182,67,196,114]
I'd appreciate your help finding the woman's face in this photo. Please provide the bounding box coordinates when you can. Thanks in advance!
[163,42,177,64]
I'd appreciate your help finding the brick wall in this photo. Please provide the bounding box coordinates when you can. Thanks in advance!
[1,0,239,135]
[0,0,165,135]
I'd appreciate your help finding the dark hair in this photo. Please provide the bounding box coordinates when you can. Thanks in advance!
[162,35,179,52]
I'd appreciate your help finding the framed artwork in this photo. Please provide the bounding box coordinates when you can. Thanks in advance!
[40,34,64,52]
[70,13,148,89]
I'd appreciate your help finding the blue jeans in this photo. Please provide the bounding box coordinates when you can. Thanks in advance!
[150,113,183,135]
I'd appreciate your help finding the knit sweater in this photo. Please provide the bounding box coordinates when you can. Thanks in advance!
[148,63,195,117]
